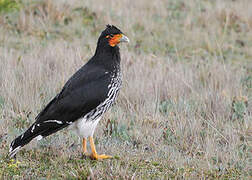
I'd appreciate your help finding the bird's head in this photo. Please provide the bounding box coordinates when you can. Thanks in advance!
[98,25,129,47]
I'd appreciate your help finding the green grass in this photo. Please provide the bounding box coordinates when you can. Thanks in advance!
[1,149,249,179]
[0,0,251,179]
[0,0,21,14]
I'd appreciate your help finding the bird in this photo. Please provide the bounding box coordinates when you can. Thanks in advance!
[9,25,129,160]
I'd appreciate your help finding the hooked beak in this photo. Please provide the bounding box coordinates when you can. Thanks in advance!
[120,34,130,43]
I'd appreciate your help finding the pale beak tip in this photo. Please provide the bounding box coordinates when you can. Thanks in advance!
[121,35,130,43]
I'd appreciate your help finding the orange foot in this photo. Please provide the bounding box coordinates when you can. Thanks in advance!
[89,136,112,160]
[90,153,112,160]
[82,137,112,160]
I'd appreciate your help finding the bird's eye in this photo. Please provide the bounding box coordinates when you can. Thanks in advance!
[106,34,114,39]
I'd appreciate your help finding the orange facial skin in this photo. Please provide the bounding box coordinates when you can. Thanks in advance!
[106,34,123,47]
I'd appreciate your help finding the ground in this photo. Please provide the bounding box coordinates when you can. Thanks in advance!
[0,0,251,179]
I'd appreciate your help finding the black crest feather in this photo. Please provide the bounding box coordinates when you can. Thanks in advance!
[101,24,123,37]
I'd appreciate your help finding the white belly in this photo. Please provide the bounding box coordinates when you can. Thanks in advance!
[71,117,101,138]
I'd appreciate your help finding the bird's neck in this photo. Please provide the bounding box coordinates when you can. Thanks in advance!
[93,45,121,70]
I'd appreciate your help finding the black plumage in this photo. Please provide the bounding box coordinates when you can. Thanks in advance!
[9,25,129,159]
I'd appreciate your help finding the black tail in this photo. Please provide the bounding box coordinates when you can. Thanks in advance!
[9,122,68,158]
[9,123,47,158]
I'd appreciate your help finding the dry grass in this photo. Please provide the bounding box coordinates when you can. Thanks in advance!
[0,0,251,179]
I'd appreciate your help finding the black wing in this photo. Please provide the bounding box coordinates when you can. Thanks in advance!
[36,63,110,124]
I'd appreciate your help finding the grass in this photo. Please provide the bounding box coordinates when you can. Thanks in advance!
[0,0,252,179]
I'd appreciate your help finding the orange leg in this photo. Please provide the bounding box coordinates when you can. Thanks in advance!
[82,138,88,155]
[89,136,112,160]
